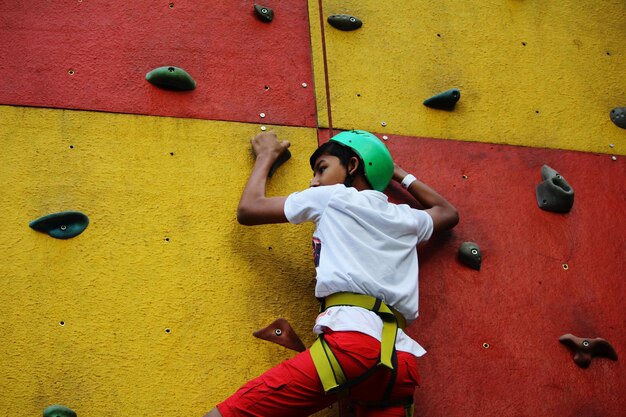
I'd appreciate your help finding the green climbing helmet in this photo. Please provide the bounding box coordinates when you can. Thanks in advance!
[330,130,394,191]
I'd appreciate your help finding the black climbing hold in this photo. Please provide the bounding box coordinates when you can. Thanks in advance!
[559,333,618,368]
[146,66,196,91]
[610,107,626,129]
[327,14,362,31]
[269,149,291,177]
[535,165,574,213]
[423,88,461,110]
[29,211,89,239]
[43,405,77,417]
[458,242,481,270]
[254,4,274,22]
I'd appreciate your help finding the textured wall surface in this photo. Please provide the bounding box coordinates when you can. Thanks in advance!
[0,1,316,127]
[1,1,624,416]
[311,0,626,154]
[0,106,322,416]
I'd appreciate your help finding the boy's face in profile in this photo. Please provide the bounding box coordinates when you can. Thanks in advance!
[310,153,347,188]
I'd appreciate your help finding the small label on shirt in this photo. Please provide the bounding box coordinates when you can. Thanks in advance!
[311,237,322,267]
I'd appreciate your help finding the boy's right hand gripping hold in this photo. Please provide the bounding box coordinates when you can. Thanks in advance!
[251,131,291,160]
[237,132,290,226]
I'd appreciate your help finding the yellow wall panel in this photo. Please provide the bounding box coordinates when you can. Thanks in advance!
[0,105,328,417]
[318,0,626,154]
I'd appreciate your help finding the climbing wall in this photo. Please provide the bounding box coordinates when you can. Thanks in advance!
[0,1,624,417]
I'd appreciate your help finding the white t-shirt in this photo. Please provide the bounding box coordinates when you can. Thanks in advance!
[284,184,433,357]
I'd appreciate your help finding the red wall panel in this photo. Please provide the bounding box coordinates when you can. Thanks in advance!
[0,1,316,126]
[319,130,624,416]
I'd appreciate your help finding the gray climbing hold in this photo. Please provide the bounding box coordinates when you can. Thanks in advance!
[146,66,196,91]
[43,405,77,417]
[535,165,574,213]
[458,242,481,270]
[327,14,362,31]
[610,107,626,129]
[254,4,274,22]
[29,211,89,239]
[423,89,461,110]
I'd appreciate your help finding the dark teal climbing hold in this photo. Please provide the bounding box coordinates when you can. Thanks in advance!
[254,4,274,22]
[327,14,362,31]
[29,211,89,239]
[43,405,77,417]
[146,66,196,91]
[458,242,481,270]
[423,89,461,110]
[269,149,291,177]
[535,165,574,213]
[610,107,626,129]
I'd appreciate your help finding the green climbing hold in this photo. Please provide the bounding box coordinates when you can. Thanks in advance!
[423,88,461,110]
[327,14,362,31]
[458,242,481,270]
[146,66,196,91]
[254,4,274,22]
[29,211,89,239]
[610,107,626,129]
[43,405,77,417]
[535,165,574,213]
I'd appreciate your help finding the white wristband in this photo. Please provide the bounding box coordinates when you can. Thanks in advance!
[401,174,417,189]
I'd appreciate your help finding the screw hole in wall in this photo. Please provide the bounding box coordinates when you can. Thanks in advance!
[482,342,490,349]
[165,328,171,333]
[264,85,270,91]
[562,263,569,270]
[462,175,468,179]
[169,3,174,9]
[59,321,65,326]
[68,69,75,76]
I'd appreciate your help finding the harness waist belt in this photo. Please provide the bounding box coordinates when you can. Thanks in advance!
[322,292,407,330]
[310,292,406,394]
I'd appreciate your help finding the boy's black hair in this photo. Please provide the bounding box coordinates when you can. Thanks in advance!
[309,141,366,188]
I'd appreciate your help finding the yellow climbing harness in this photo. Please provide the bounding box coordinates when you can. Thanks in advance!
[310,292,414,416]
[310,292,406,392]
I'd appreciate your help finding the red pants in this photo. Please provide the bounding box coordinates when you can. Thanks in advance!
[217,331,421,417]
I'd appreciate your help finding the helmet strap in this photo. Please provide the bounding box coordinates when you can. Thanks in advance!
[344,172,355,188]
[343,157,359,188]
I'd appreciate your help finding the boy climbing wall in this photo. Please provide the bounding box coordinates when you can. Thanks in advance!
[205,130,458,417]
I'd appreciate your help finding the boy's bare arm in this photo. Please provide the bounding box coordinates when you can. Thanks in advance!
[393,164,459,232]
[236,132,290,226]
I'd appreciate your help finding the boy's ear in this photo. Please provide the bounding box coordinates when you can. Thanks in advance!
[348,156,360,175]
